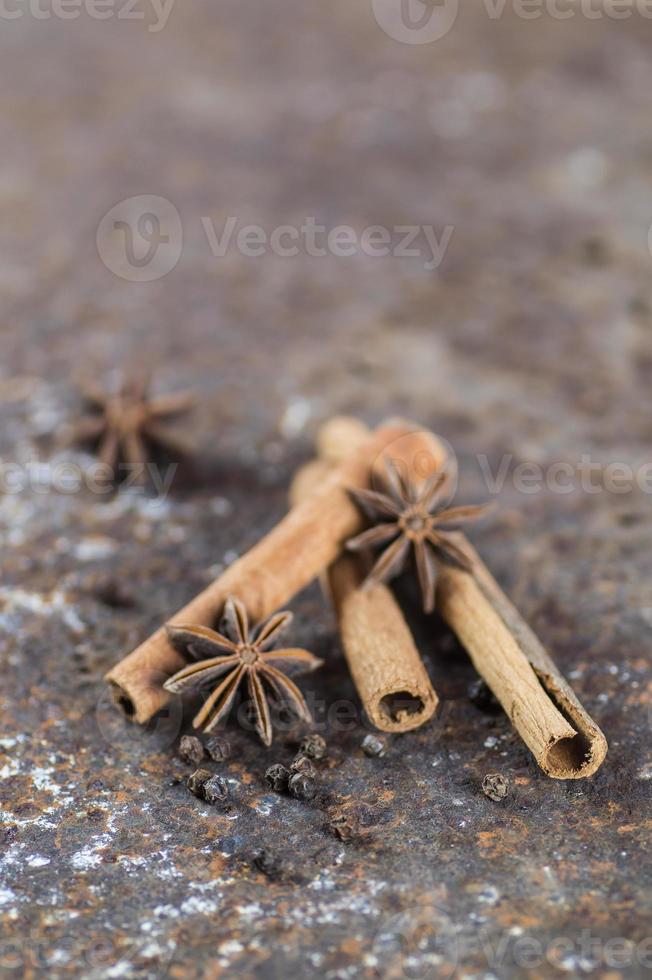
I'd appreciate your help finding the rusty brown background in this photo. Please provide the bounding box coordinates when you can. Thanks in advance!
[1,2,651,978]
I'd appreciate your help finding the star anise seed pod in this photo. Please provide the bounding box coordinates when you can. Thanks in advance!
[70,370,194,483]
[163,597,323,746]
[346,458,493,614]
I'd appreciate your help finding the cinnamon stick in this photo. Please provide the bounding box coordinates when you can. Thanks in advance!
[315,418,608,779]
[106,420,440,723]
[290,462,439,733]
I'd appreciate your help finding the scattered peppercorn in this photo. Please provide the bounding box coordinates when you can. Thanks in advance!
[290,755,316,776]
[468,679,500,713]
[361,734,386,758]
[299,733,326,761]
[205,735,231,763]
[178,735,205,767]
[253,848,281,878]
[482,773,509,802]
[288,771,317,802]
[327,813,357,842]
[203,774,230,807]
[265,763,290,792]
[187,768,212,799]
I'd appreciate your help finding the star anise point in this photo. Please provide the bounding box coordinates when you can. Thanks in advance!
[164,598,321,745]
[346,458,492,613]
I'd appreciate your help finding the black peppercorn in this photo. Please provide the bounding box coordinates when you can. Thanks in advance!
[253,848,281,878]
[265,763,290,792]
[468,679,500,713]
[361,734,386,758]
[203,774,230,806]
[187,768,212,799]
[178,735,205,767]
[290,755,315,776]
[205,735,231,763]
[299,733,326,761]
[288,771,317,802]
[327,813,356,842]
[482,773,509,802]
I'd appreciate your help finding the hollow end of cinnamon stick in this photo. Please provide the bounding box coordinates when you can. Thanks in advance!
[331,557,439,733]
[291,452,440,734]
[315,417,608,779]
[533,670,608,779]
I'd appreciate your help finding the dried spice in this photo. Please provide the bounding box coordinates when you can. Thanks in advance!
[290,755,316,776]
[187,768,212,799]
[327,812,357,842]
[71,370,194,483]
[205,735,231,762]
[291,436,442,735]
[178,735,205,767]
[299,733,327,761]
[252,848,282,878]
[106,420,423,725]
[164,597,323,746]
[288,771,317,802]
[346,458,491,613]
[203,774,230,806]
[482,772,509,802]
[361,734,386,758]
[468,678,501,714]
[265,763,290,792]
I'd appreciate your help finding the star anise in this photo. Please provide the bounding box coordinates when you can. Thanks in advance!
[70,370,194,483]
[163,597,323,746]
[346,459,492,614]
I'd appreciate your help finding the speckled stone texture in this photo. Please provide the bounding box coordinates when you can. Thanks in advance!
[1,3,651,978]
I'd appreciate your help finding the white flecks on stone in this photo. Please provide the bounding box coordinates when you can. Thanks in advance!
[153,905,179,919]
[210,496,233,517]
[217,939,244,957]
[180,896,220,916]
[74,536,117,562]
[484,736,499,749]
[279,396,311,438]
[105,960,134,978]
[476,885,501,905]
[26,855,51,868]
[70,835,112,871]
[0,887,17,907]
[237,902,263,922]
[0,588,84,634]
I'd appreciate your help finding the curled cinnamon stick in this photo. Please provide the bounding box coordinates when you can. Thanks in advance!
[106,420,441,723]
[290,462,439,733]
[315,418,608,779]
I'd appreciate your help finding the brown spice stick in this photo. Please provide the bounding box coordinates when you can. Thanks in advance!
[437,550,607,778]
[290,461,439,733]
[316,418,608,779]
[106,420,435,724]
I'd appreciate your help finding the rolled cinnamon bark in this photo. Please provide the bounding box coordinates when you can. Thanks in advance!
[106,420,441,723]
[290,463,439,733]
[315,418,608,779]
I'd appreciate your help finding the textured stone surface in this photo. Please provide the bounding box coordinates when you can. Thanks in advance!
[1,4,652,978]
